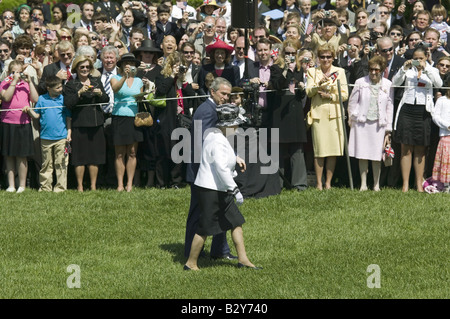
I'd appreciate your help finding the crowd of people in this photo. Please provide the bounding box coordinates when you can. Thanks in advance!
[0,0,450,195]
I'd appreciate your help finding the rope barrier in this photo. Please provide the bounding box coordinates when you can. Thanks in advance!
[1,83,448,112]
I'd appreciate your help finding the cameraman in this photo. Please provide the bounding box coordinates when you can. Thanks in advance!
[191,16,217,61]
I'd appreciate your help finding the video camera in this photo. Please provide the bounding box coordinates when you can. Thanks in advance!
[241,80,263,127]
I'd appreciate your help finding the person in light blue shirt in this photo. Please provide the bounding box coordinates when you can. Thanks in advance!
[24,75,72,192]
[110,53,144,192]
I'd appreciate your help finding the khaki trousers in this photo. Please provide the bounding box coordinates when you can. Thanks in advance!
[40,139,68,192]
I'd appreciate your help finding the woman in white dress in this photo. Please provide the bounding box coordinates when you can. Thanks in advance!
[348,56,394,191]
[184,105,262,271]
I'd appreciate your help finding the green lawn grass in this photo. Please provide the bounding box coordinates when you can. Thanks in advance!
[0,187,448,299]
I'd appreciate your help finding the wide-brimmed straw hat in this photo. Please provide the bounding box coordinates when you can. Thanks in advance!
[205,39,234,55]
[117,53,141,68]
[216,104,246,127]
[200,0,220,9]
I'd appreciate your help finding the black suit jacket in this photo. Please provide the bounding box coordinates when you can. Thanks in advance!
[197,63,240,93]
[38,62,63,95]
[94,1,121,21]
[151,21,185,48]
[186,98,218,183]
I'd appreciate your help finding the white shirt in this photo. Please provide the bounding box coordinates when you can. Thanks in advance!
[432,96,450,137]
[194,130,238,192]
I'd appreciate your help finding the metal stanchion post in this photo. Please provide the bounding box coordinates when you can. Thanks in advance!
[337,79,353,190]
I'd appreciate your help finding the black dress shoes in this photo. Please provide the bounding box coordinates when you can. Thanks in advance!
[237,263,263,270]
[211,253,238,260]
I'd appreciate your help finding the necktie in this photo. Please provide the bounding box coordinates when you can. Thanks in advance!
[103,72,113,113]
[67,68,72,81]
[384,67,389,79]
[87,25,91,31]
[300,17,307,35]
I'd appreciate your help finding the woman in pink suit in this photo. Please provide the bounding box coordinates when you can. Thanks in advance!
[347,56,394,191]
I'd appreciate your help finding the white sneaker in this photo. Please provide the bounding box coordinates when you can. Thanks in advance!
[6,187,16,193]
[16,187,25,193]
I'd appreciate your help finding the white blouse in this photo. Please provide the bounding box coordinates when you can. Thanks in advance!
[194,130,238,192]
[432,96,450,137]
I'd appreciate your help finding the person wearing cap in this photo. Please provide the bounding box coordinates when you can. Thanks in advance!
[184,103,261,271]
[63,55,109,192]
[197,39,240,93]
[110,53,144,192]
[196,0,223,22]
[134,40,163,188]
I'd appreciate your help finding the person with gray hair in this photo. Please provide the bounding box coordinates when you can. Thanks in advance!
[184,77,244,261]
[74,46,101,76]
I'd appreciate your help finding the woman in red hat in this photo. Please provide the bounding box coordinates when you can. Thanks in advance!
[197,39,240,94]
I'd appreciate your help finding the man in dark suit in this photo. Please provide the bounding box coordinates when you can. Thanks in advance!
[184,77,238,260]
[94,0,121,21]
[38,41,75,95]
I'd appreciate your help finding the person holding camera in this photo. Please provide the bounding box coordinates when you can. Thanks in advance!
[392,46,442,192]
[110,53,144,192]
[0,60,39,193]
[269,39,309,191]
[153,51,196,188]
[63,55,109,192]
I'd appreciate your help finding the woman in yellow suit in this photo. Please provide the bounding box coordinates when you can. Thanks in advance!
[306,44,348,190]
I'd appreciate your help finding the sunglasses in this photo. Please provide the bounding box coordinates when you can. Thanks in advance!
[319,55,333,59]
[380,47,393,53]
[90,36,98,41]
[79,65,91,70]
[61,36,72,40]
[115,44,124,48]
[60,53,73,57]
[369,68,381,73]
[285,52,296,56]
[235,47,245,51]
[438,63,450,68]
[183,51,194,55]
[390,32,402,36]
[0,49,9,53]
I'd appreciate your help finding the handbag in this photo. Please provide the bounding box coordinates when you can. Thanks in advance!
[177,113,192,129]
[134,103,153,127]
[147,92,166,108]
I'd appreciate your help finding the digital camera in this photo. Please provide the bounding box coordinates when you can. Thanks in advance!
[130,66,137,73]
[178,65,187,73]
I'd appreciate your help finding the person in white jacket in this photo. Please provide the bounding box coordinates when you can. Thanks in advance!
[431,77,450,188]
[392,46,443,192]
[184,104,262,271]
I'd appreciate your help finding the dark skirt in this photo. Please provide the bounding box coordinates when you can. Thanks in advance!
[1,122,34,157]
[195,186,246,236]
[394,104,431,146]
[71,126,106,166]
[112,115,144,146]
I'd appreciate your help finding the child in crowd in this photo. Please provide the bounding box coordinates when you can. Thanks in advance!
[0,60,38,193]
[23,75,72,192]
[430,4,450,51]
[196,0,221,22]
[230,86,246,122]
[151,3,187,47]
[431,78,450,191]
